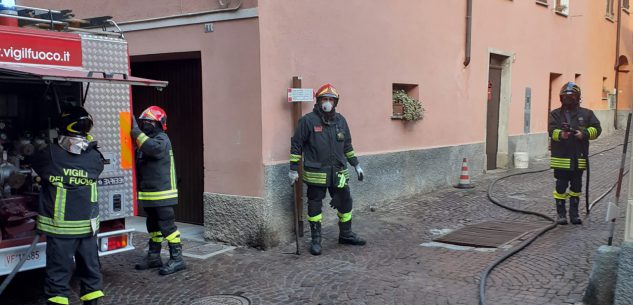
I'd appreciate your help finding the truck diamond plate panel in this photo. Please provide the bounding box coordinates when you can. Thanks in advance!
[80,34,134,220]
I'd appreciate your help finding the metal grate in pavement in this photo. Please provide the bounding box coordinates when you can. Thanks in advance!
[432,221,549,248]
[190,295,250,305]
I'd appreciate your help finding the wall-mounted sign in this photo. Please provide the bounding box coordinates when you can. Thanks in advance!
[287,88,314,102]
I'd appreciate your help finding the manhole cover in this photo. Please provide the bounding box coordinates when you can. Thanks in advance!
[191,295,250,305]
[432,221,549,248]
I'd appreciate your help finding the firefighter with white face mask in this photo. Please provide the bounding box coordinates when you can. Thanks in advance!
[32,106,106,305]
[289,83,366,256]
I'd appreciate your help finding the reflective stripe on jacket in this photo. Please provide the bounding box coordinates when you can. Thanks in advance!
[548,106,601,171]
[32,142,105,238]
[290,106,358,187]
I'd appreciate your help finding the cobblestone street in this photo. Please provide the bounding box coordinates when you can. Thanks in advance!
[3,131,630,305]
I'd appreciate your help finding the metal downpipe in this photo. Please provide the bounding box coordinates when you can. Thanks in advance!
[464,0,472,67]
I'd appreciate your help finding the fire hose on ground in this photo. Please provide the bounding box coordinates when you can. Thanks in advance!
[479,128,632,305]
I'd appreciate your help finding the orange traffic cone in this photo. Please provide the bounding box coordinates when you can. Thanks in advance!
[454,158,474,189]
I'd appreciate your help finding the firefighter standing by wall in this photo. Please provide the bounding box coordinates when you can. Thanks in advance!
[32,106,105,305]
[289,83,366,256]
[132,106,186,275]
[548,82,601,225]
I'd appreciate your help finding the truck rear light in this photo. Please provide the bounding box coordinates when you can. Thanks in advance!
[99,235,128,252]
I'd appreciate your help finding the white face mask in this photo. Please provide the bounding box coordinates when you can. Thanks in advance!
[58,135,89,155]
[321,101,334,112]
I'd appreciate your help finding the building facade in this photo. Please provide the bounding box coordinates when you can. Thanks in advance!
[18,0,633,248]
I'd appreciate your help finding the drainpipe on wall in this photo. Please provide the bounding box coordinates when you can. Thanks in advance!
[463,0,472,67]
[614,0,622,129]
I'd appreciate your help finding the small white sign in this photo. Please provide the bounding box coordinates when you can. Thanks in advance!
[287,88,314,102]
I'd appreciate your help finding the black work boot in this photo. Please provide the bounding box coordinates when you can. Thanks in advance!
[338,221,366,245]
[309,221,322,256]
[83,299,99,305]
[569,196,583,225]
[555,199,568,225]
[159,243,186,275]
[135,241,163,270]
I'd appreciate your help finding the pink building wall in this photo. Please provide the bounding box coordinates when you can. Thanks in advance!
[259,0,632,166]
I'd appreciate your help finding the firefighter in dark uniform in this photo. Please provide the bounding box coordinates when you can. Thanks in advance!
[32,106,105,305]
[289,83,366,256]
[132,106,185,275]
[549,82,601,225]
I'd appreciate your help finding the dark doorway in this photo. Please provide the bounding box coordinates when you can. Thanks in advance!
[131,52,204,225]
[486,55,504,170]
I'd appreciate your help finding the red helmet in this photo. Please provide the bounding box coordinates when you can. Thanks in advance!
[315,83,340,101]
[139,106,167,131]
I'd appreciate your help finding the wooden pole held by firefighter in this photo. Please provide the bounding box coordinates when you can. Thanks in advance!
[292,76,304,240]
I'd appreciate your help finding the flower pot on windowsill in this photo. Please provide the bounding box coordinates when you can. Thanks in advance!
[392,102,404,119]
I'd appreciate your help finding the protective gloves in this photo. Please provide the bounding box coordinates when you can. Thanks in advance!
[289,170,299,186]
[355,165,364,181]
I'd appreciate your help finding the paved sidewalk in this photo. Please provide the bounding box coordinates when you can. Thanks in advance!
[2,130,630,305]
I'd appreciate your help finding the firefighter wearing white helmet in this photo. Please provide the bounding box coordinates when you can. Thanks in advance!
[289,83,366,256]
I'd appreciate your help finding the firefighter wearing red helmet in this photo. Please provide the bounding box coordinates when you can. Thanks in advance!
[549,82,601,225]
[289,83,366,255]
[31,106,106,305]
[131,106,186,275]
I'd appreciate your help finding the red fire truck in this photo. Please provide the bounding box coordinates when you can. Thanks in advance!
[0,5,167,276]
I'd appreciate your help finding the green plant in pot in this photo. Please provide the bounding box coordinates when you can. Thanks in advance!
[392,89,424,121]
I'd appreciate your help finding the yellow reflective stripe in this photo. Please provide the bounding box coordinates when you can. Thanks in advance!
[553,191,569,199]
[90,183,98,202]
[165,230,181,244]
[136,133,149,147]
[303,177,327,184]
[551,157,570,162]
[37,222,93,235]
[552,129,562,141]
[569,191,582,197]
[578,158,587,169]
[307,214,322,222]
[303,171,326,177]
[48,296,69,305]
[551,157,571,169]
[345,150,355,159]
[37,215,93,227]
[339,169,350,179]
[138,189,179,200]
[54,186,67,221]
[169,150,177,190]
[289,154,302,162]
[337,173,347,188]
[303,171,327,184]
[337,212,352,223]
[80,290,104,301]
[587,127,598,140]
[150,231,164,242]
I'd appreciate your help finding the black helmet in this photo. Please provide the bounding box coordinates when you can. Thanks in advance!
[58,106,93,137]
[559,82,581,98]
